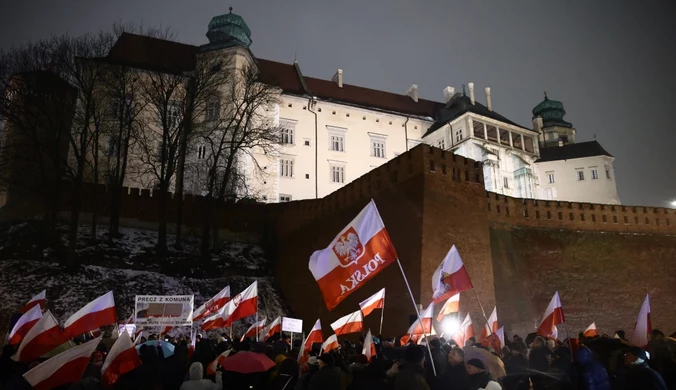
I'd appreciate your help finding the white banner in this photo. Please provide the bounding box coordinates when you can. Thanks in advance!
[282,317,303,333]
[118,324,136,336]
[134,295,194,326]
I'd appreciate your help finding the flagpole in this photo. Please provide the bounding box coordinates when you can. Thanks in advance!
[471,287,493,345]
[379,295,385,336]
[395,258,437,377]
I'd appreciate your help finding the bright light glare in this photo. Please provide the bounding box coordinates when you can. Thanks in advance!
[441,317,460,336]
[670,200,676,208]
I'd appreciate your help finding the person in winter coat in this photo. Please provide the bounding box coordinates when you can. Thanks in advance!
[394,345,431,390]
[502,343,529,390]
[307,354,347,390]
[575,346,611,390]
[270,357,300,390]
[620,347,667,390]
[437,347,470,390]
[179,362,222,390]
[466,359,496,390]
[529,337,550,390]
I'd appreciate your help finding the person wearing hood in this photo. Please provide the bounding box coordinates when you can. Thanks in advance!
[394,345,430,390]
[620,347,667,390]
[179,362,222,390]
[466,359,496,390]
[575,346,611,390]
[307,353,347,390]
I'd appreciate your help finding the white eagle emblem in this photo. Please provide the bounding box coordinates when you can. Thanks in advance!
[332,227,365,267]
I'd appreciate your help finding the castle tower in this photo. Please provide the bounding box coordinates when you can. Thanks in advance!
[532,92,577,148]
[200,7,255,70]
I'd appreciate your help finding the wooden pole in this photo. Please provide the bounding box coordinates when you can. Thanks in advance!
[379,295,385,336]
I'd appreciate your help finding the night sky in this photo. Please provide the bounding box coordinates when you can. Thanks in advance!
[2,1,675,207]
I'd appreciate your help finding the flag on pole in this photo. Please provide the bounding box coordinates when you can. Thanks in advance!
[487,326,505,351]
[363,329,376,362]
[201,282,258,330]
[330,310,364,336]
[584,323,598,338]
[432,245,473,303]
[536,292,565,337]
[241,318,267,342]
[20,290,46,314]
[101,331,142,386]
[436,293,460,322]
[193,286,231,321]
[23,336,101,390]
[321,334,339,353]
[452,313,475,347]
[13,310,68,364]
[298,319,323,364]
[630,294,651,347]
[8,305,42,345]
[480,307,499,341]
[548,325,559,340]
[309,200,398,310]
[359,288,385,317]
[64,291,117,339]
[134,331,144,346]
[260,317,282,340]
[399,302,435,345]
[207,350,233,375]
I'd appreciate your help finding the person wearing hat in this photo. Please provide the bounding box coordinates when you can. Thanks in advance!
[619,347,667,390]
[306,353,346,390]
[394,345,431,390]
[466,358,496,390]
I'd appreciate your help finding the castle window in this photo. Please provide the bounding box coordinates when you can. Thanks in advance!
[279,119,297,144]
[371,139,386,158]
[330,135,345,151]
[455,129,463,143]
[524,136,535,153]
[166,101,181,128]
[280,159,294,178]
[606,168,611,179]
[437,138,446,150]
[576,170,585,181]
[205,100,220,121]
[547,173,555,184]
[591,169,599,180]
[330,165,345,183]
[503,177,509,189]
[279,194,292,202]
[197,145,206,160]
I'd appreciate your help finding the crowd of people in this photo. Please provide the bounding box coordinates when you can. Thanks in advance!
[0,328,675,390]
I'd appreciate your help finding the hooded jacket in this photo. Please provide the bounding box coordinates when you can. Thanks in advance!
[179,362,222,390]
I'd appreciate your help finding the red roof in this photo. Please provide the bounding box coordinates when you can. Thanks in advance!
[103,33,442,118]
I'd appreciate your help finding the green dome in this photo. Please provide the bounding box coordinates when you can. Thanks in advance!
[206,7,252,48]
[532,92,572,128]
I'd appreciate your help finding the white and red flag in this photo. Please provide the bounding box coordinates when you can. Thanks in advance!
[452,313,475,347]
[194,286,231,321]
[201,281,257,330]
[101,330,142,386]
[23,336,101,390]
[260,317,282,340]
[630,294,651,347]
[13,310,68,364]
[536,292,565,337]
[359,288,385,317]
[321,334,339,353]
[436,293,460,322]
[363,329,376,362]
[548,326,559,340]
[432,245,473,304]
[400,302,435,345]
[8,304,42,345]
[241,318,267,342]
[584,323,598,338]
[331,310,364,336]
[298,319,323,364]
[480,307,499,341]
[486,326,505,351]
[64,291,117,339]
[20,290,46,314]
[309,200,398,310]
[207,350,233,375]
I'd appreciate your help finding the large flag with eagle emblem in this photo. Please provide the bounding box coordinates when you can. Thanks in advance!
[309,200,398,310]
[432,245,473,303]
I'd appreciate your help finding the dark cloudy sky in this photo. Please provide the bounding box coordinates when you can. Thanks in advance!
[2,1,675,207]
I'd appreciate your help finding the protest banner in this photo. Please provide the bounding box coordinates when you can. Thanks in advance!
[134,295,194,326]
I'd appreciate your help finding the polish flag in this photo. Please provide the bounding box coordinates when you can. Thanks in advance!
[630,294,651,347]
[134,331,143,346]
[436,293,460,322]
[399,302,435,345]
[487,326,505,351]
[194,286,231,321]
[8,305,42,345]
[298,319,323,364]
[584,323,599,338]
[23,336,100,390]
[536,292,565,337]
[101,331,142,386]
[207,350,233,375]
[331,310,363,336]
[20,290,46,313]
[13,310,68,364]
[321,334,339,353]
[201,282,257,330]
[548,325,559,340]
[432,245,473,303]
[64,291,117,339]
[480,307,499,341]
[452,313,475,347]
[309,200,398,310]
[241,318,266,342]
[363,329,376,362]
[260,317,282,340]
[359,288,385,317]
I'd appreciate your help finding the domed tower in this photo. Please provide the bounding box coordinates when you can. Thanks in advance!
[204,7,252,50]
[532,92,576,148]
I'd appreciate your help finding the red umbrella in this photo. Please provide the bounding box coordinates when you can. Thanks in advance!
[219,351,275,374]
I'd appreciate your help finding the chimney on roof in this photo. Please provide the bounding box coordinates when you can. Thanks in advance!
[468,82,475,105]
[443,86,455,103]
[484,87,492,111]
[407,84,419,103]
[332,69,343,88]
